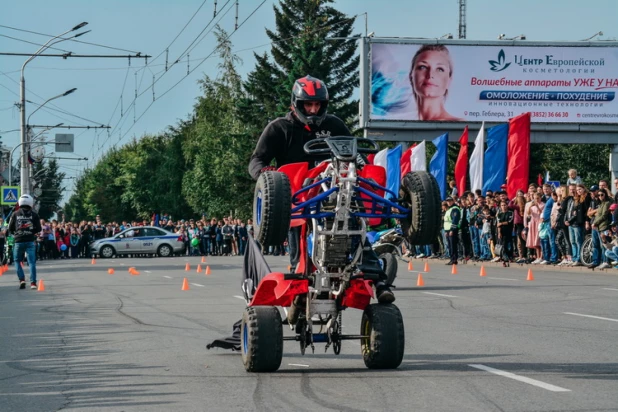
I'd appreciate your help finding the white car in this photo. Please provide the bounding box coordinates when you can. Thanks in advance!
[90,226,185,258]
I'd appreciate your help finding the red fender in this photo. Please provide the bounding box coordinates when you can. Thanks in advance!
[340,279,374,310]
[358,164,387,227]
[249,272,309,307]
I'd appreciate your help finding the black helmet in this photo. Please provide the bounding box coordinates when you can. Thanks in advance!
[291,75,329,128]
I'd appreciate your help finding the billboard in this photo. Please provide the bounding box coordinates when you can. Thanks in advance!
[370,42,618,124]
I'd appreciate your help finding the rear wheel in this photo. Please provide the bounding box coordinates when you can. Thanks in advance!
[360,303,405,369]
[157,244,172,257]
[241,306,283,372]
[379,253,397,286]
[253,171,291,246]
[400,171,441,245]
[581,235,593,265]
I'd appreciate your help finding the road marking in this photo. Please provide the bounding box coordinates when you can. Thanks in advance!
[233,295,246,301]
[144,270,152,273]
[487,277,520,281]
[288,363,309,367]
[564,312,618,322]
[603,288,618,291]
[191,283,205,287]
[469,364,571,392]
[163,276,172,279]
[422,291,457,298]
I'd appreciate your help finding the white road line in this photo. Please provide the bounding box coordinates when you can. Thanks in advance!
[422,291,457,298]
[288,363,309,367]
[233,296,246,301]
[144,270,152,273]
[163,276,172,279]
[487,277,520,281]
[564,312,618,322]
[603,288,618,291]
[469,364,571,392]
[191,283,205,287]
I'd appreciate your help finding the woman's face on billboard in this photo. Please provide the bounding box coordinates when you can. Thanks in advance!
[412,50,451,98]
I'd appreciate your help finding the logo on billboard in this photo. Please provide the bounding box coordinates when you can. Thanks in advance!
[489,49,511,72]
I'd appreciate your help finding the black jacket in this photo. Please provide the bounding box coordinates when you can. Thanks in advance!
[248,112,351,180]
[8,208,42,243]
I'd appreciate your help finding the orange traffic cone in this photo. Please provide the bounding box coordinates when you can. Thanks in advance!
[451,264,458,275]
[417,273,425,287]
[128,267,135,273]
[201,256,206,263]
[91,258,96,265]
[424,261,430,272]
[37,279,46,292]
[130,268,140,275]
[408,261,413,272]
[181,277,190,291]
[4,264,8,271]
[205,266,211,276]
[480,266,487,277]
[108,268,115,274]
[527,269,534,281]
[287,264,292,272]
[185,263,190,271]
[197,264,202,273]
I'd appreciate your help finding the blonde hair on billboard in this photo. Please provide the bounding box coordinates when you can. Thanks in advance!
[408,44,454,113]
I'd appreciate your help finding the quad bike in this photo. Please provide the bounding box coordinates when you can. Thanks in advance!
[242,136,441,372]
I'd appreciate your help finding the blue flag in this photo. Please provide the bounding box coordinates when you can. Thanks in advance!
[430,133,448,200]
[385,145,402,200]
[482,124,508,194]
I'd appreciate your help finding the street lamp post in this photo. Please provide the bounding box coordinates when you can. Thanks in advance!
[19,22,87,196]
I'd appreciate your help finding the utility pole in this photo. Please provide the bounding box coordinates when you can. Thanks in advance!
[458,0,467,39]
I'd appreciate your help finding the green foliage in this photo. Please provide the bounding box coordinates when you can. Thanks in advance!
[32,159,65,220]
[530,143,611,186]
[242,0,359,127]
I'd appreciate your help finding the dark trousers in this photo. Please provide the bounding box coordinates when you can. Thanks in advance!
[446,228,459,263]
[288,226,301,267]
[461,226,472,258]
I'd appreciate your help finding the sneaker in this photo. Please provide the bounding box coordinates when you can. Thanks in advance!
[540,260,549,265]
[571,261,583,267]
[416,254,425,259]
[491,257,501,263]
[597,262,610,270]
[30,282,37,290]
[19,280,26,289]
[376,283,395,304]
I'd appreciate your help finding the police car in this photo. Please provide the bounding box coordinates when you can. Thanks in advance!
[90,226,185,258]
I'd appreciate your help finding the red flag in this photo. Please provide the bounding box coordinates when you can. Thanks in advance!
[400,143,416,176]
[537,173,543,187]
[454,126,469,195]
[506,112,531,198]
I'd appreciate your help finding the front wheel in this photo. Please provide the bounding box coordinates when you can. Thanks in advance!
[361,304,405,369]
[100,245,115,259]
[399,171,441,245]
[241,306,283,372]
[253,171,291,246]
[379,253,397,286]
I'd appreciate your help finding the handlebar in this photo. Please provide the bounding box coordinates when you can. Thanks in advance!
[303,136,380,158]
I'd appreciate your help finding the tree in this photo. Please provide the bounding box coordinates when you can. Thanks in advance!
[32,159,65,220]
[242,0,359,127]
[182,26,257,218]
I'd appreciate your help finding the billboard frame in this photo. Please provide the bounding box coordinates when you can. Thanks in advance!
[359,37,618,143]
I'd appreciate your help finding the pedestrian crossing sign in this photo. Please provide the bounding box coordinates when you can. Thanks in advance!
[1,186,20,205]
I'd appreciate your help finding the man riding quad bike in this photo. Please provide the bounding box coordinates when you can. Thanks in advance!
[209,76,441,372]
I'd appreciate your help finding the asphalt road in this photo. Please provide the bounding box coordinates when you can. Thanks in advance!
[0,254,616,412]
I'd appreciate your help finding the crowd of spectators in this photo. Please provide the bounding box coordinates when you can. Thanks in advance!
[407,172,618,270]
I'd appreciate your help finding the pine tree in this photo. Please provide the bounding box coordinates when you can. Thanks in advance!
[242,0,359,128]
[32,159,65,220]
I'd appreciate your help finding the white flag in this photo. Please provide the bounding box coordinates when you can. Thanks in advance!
[469,122,485,193]
[374,148,388,170]
[410,140,426,171]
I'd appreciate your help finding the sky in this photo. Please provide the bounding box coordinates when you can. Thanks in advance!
[1,0,616,203]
